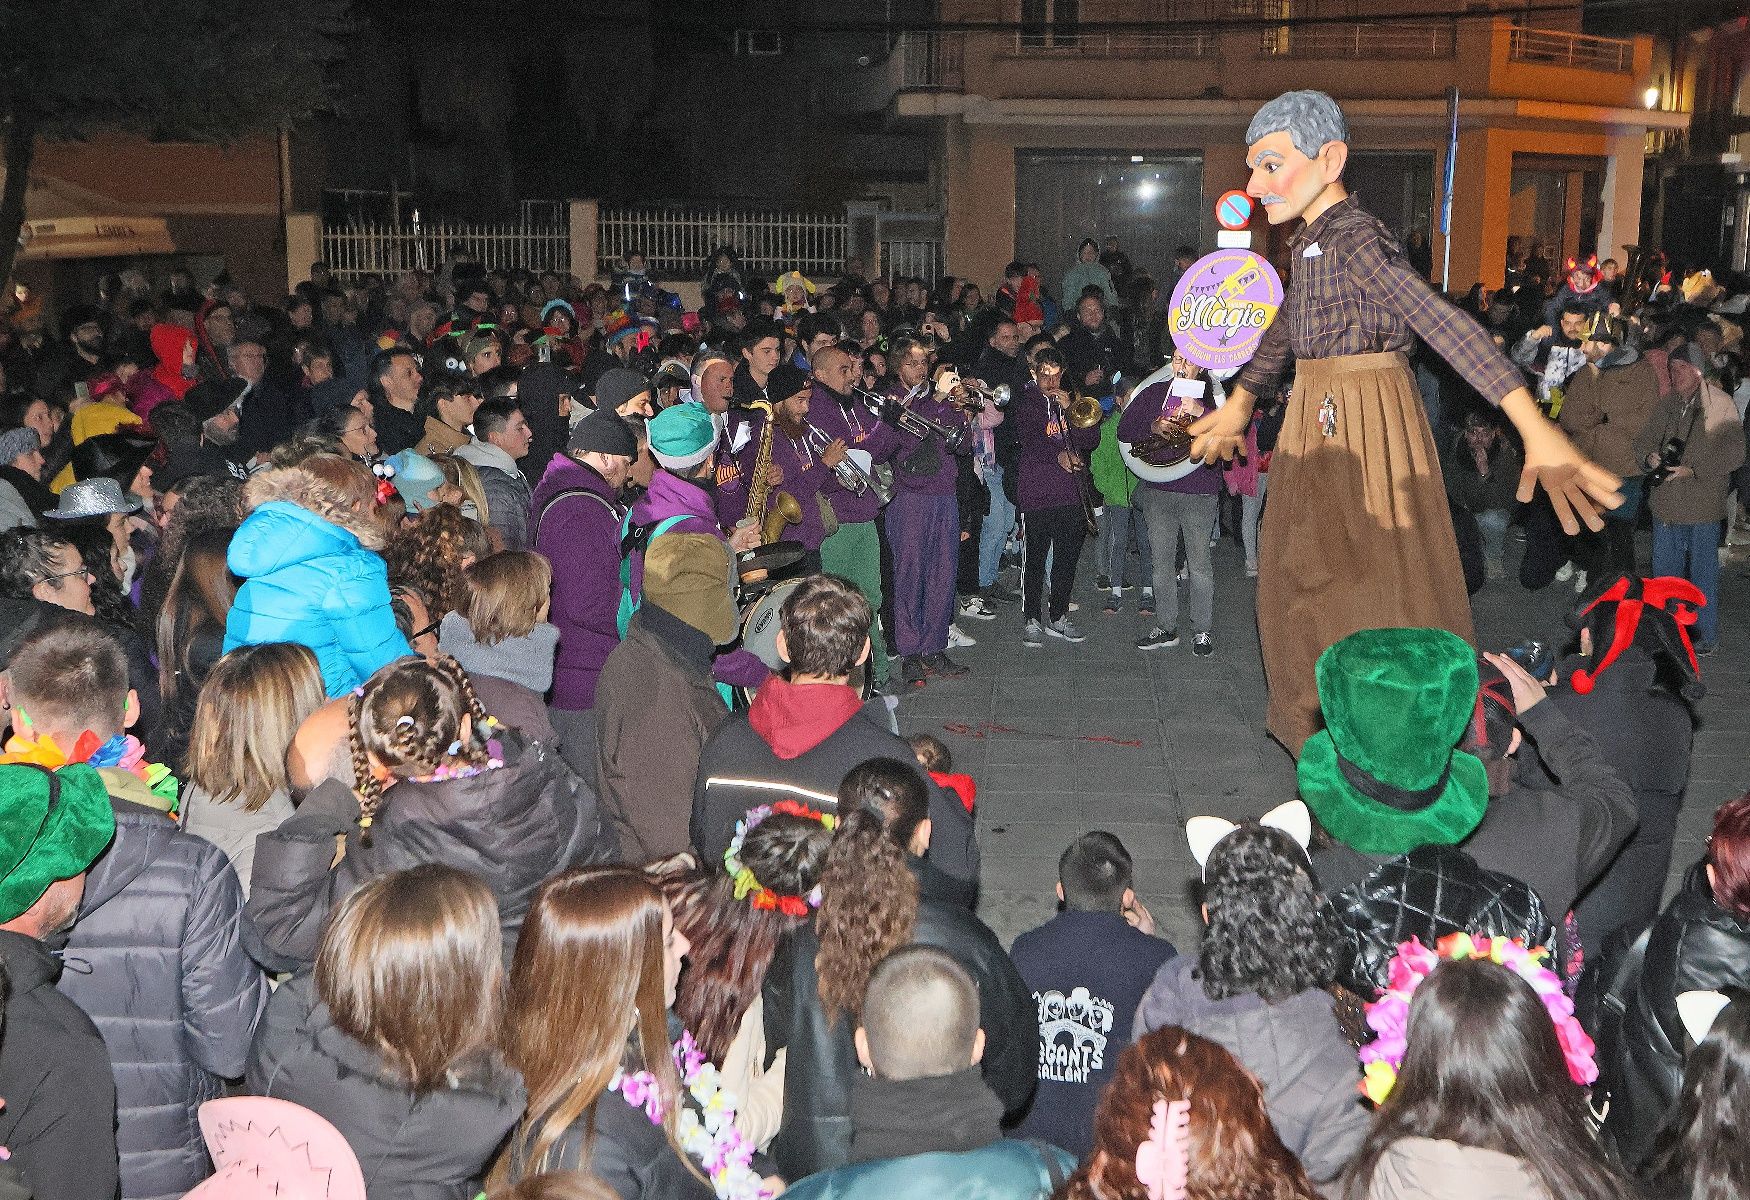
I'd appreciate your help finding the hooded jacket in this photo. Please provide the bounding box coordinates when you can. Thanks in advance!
[245,733,612,972]
[1644,379,1746,525]
[594,604,729,862]
[531,452,626,711]
[1132,954,1370,1187]
[691,678,980,900]
[58,798,268,1200]
[1010,910,1175,1159]
[762,870,1039,1181]
[456,438,533,550]
[513,362,576,484]
[1558,346,1661,478]
[148,324,198,401]
[248,972,525,1200]
[1600,864,1750,1167]
[225,496,412,698]
[0,930,120,1200]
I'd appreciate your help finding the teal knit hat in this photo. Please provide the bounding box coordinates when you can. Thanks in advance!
[648,403,717,472]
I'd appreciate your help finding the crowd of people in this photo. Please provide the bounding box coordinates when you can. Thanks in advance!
[0,236,1744,1200]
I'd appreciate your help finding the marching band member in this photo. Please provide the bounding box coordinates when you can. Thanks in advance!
[1016,348,1100,647]
[716,362,846,573]
[883,335,972,687]
[809,343,901,691]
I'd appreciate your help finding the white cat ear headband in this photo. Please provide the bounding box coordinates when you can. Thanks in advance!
[1185,799,1312,880]
[1677,990,1732,1045]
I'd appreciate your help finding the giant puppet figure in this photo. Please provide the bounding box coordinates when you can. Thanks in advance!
[1188,91,1622,754]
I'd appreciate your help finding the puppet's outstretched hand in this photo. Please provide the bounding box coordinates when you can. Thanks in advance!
[1506,391,1623,535]
[1188,391,1254,464]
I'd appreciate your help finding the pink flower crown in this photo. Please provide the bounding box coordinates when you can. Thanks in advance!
[1359,932,1598,1106]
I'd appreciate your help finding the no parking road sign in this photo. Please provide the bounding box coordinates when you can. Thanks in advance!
[1215,190,1253,230]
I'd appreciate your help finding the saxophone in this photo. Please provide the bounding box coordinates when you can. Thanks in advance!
[744,400,802,545]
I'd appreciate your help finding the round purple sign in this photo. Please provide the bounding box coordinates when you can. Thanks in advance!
[1166,249,1283,374]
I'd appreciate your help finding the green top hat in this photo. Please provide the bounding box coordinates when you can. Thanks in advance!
[0,763,116,922]
[1296,628,1488,858]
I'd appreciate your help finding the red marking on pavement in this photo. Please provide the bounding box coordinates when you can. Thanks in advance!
[940,722,1142,748]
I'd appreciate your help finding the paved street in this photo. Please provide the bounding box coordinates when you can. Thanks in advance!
[891,528,1750,954]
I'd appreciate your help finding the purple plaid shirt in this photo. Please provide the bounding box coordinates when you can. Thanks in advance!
[1235,195,1526,406]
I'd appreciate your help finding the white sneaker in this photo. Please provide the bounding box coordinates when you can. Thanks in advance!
[958,595,996,621]
[947,623,976,648]
[1573,569,1589,594]
[1045,616,1086,643]
[1022,618,1044,647]
[1555,561,1575,582]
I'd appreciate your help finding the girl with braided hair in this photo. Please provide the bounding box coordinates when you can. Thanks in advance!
[245,654,615,972]
[761,758,1038,1181]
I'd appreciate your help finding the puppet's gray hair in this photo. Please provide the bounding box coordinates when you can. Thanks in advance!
[1246,91,1348,159]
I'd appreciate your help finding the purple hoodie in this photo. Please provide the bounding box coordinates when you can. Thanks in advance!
[530,452,625,711]
[806,382,901,527]
[1013,382,1101,512]
[887,380,970,497]
[629,466,769,691]
[715,409,833,550]
[1116,382,1222,495]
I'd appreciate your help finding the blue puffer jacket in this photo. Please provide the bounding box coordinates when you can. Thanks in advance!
[224,500,411,697]
[59,798,268,1200]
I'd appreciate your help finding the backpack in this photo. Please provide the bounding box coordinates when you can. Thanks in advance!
[1332,842,1557,998]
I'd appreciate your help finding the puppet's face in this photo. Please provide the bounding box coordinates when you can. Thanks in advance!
[1245,131,1340,226]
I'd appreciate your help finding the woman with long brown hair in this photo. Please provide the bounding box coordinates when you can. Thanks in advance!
[1065,1027,1319,1200]
[247,863,525,1200]
[763,757,1036,1181]
[152,525,239,766]
[494,866,717,1198]
[657,803,836,1149]
[179,641,326,893]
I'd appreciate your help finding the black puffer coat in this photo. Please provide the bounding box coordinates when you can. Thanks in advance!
[248,972,525,1200]
[246,732,614,971]
[58,798,267,1200]
[1600,865,1750,1167]
[0,930,118,1200]
[762,866,1038,1181]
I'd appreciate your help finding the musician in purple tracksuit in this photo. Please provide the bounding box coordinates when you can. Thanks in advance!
[1015,347,1100,647]
[715,362,844,570]
[883,335,972,688]
[809,344,902,689]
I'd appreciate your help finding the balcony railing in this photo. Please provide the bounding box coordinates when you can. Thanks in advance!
[1263,21,1455,59]
[896,31,965,91]
[1011,27,1220,57]
[1507,26,1635,73]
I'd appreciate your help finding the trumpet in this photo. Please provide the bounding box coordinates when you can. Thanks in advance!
[852,382,971,454]
[804,420,893,504]
[942,377,1012,411]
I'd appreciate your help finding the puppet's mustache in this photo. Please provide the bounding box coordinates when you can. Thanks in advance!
[1259,194,1287,205]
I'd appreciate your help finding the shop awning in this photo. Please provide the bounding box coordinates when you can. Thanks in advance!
[18,214,176,261]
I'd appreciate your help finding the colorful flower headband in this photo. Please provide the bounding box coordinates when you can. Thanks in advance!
[723,799,837,917]
[1359,933,1597,1106]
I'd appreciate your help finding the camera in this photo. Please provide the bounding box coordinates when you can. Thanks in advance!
[1503,639,1555,681]
[1648,436,1686,487]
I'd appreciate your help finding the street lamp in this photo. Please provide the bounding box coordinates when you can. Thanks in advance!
[1643,85,1660,110]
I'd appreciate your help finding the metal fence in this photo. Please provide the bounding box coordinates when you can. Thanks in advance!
[598,205,849,279]
[320,217,569,280]
[1507,26,1635,73]
[896,31,965,89]
[878,240,943,284]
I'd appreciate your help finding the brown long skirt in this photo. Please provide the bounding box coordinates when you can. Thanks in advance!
[1257,351,1474,756]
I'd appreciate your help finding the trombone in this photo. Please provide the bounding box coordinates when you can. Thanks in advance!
[1034,365,1102,535]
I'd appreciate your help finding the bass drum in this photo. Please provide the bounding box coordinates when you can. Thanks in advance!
[1118,363,1229,485]
[741,576,805,673]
